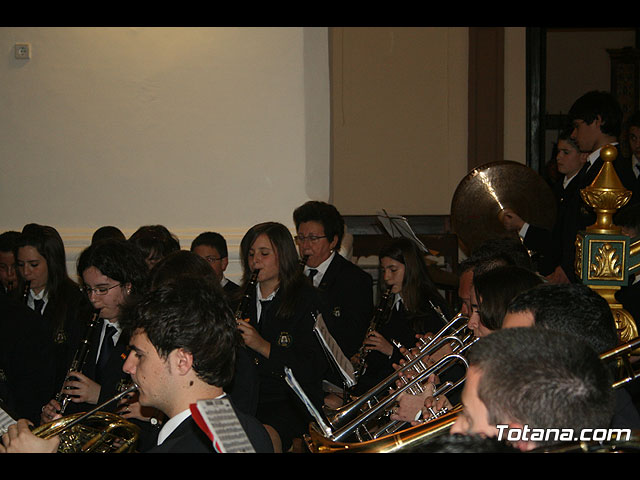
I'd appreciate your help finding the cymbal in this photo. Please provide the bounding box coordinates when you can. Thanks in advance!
[451,161,557,255]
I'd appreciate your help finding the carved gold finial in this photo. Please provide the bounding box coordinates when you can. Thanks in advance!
[580,144,632,234]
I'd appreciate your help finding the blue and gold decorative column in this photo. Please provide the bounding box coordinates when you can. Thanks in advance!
[575,145,640,345]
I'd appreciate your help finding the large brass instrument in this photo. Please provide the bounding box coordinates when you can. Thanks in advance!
[57,311,101,414]
[306,405,462,453]
[314,313,473,444]
[599,336,640,389]
[32,384,140,453]
[352,287,394,380]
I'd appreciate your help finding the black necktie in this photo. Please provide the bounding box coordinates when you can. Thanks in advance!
[33,298,45,315]
[307,269,318,284]
[96,325,116,383]
[259,299,273,326]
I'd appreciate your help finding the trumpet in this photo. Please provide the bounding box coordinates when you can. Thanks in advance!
[56,311,101,414]
[320,313,473,443]
[352,288,394,380]
[32,383,140,453]
[234,269,260,322]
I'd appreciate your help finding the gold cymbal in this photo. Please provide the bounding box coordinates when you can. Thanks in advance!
[451,161,557,255]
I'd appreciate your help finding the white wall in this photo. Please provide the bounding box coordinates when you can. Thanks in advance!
[0,27,330,281]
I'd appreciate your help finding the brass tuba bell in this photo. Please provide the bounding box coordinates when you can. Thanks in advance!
[31,383,140,453]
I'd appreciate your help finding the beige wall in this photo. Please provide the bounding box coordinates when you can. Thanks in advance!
[330,27,469,216]
[504,27,527,164]
[1,26,529,279]
[0,27,330,281]
[330,27,528,216]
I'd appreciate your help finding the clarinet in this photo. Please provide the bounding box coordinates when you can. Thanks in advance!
[234,269,260,322]
[299,254,310,269]
[21,280,31,304]
[353,287,394,380]
[56,311,101,414]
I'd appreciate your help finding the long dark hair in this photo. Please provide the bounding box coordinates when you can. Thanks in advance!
[379,237,448,330]
[239,222,305,319]
[15,223,80,333]
[473,265,543,331]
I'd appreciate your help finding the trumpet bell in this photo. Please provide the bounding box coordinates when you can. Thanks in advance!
[32,411,140,453]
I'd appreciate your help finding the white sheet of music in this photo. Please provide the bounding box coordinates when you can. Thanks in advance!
[0,407,16,436]
[284,367,333,437]
[194,398,255,453]
[313,313,356,388]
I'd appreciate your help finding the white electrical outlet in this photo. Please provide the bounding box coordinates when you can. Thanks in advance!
[15,43,31,60]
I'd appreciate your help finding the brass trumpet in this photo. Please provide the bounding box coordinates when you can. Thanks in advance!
[319,313,473,443]
[32,383,140,453]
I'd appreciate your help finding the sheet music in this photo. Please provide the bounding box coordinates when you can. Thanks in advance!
[284,367,333,437]
[376,209,430,254]
[313,313,356,388]
[0,407,16,436]
[191,398,255,453]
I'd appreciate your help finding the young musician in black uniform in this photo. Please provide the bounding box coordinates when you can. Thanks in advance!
[235,222,328,452]
[293,201,373,360]
[121,277,273,453]
[501,129,588,281]
[353,237,450,395]
[39,239,159,451]
[148,250,259,417]
[14,224,94,401]
[190,231,240,295]
[1,277,273,454]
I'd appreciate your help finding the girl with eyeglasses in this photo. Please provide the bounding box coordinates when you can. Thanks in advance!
[38,238,161,451]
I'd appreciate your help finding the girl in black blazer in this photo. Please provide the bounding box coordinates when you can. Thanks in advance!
[235,222,328,453]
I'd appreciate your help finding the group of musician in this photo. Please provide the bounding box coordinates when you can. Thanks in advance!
[2,89,640,453]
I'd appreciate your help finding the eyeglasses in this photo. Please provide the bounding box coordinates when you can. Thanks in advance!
[84,283,122,296]
[294,235,327,244]
[204,256,222,263]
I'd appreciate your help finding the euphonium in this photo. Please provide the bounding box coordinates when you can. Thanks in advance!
[352,288,394,380]
[32,383,140,453]
[234,269,260,322]
[56,311,101,414]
